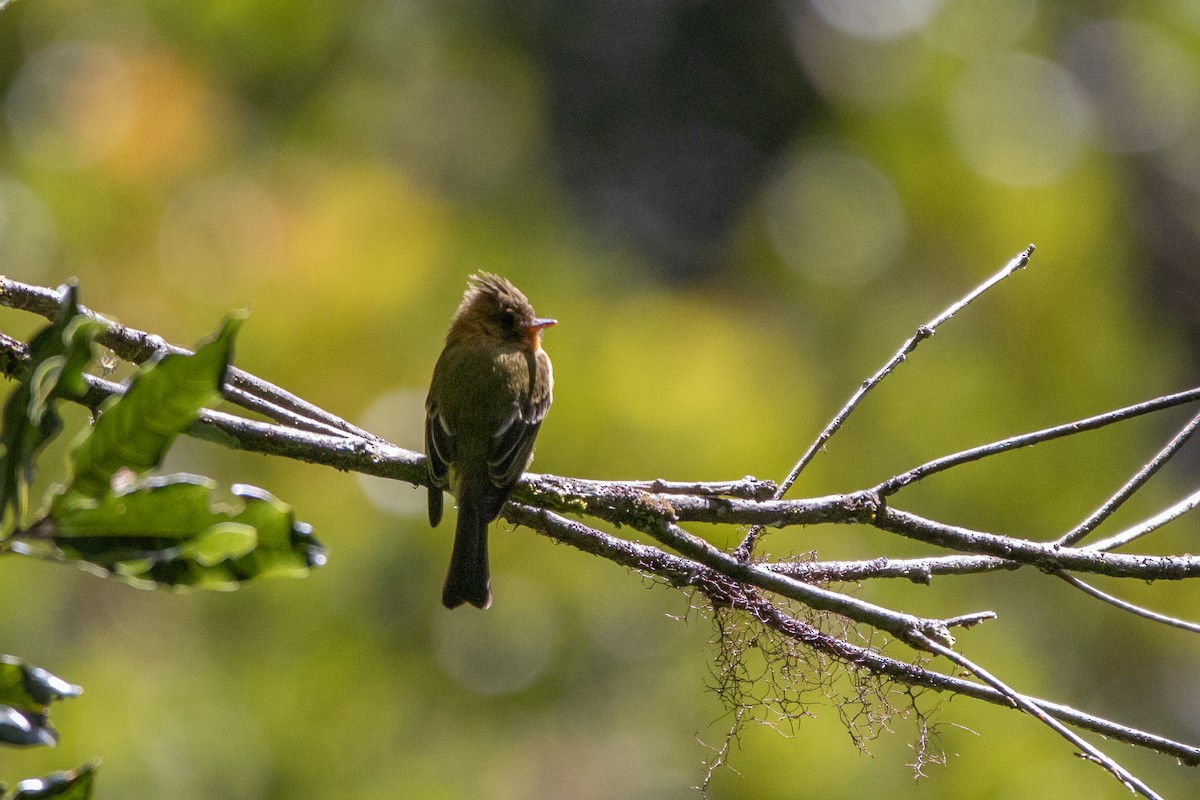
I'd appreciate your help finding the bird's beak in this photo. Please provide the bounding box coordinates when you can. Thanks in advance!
[526,317,556,350]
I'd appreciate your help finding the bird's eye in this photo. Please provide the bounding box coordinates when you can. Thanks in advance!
[499,307,517,330]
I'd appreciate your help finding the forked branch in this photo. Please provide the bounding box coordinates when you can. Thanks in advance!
[2,250,1199,798]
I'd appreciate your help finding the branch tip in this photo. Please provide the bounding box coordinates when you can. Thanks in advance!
[944,611,997,630]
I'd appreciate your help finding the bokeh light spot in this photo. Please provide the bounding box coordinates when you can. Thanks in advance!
[1065,19,1199,154]
[156,174,284,302]
[104,50,233,185]
[924,0,1038,57]
[764,149,906,286]
[792,8,931,111]
[435,578,558,696]
[356,388,427,517]
[948,52,1090,187]
[0,179,58,282]
[5,42,135,170]
[811,0,940,40]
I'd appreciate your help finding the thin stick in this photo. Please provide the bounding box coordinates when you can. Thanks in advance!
[768,553,1014,583]
[876,387,1200,497]
[0,276,378,441]
[915,634,1162,799]
[1056,407,1200,546]
[942,611,997,630]
[873,505,1200,579]
[1057,572,1200,633]
[626,516,961,646]
[1084,485,1200,551]
[508,503,1200,765]
[735,245,1034,559]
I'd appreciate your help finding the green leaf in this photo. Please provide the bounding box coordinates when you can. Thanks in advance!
[0,286,101,526]
[0,656,81,749]
[59,315,242,504]
[182,522,257,566]
[35,476,325,589]
[0,706,56,748]
[11,761,98,800]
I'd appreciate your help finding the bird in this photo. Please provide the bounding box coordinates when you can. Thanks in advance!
[425,273,556,609]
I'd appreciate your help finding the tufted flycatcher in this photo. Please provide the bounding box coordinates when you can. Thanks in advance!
[425,273,556,609]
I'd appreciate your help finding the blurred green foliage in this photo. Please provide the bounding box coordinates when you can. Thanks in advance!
[1,0,1199,798]
[9,760,96,800]
[0,654,90,799]
[0,292,325,793]
[0,296,323,592]
[0,287,97,523]
[0,655,80,748]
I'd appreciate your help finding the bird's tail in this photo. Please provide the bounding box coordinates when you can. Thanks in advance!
[442,496,492,609]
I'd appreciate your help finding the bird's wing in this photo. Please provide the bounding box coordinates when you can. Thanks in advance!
[425,400,454,489]
[488,407,542,488]
[488,354,551,488]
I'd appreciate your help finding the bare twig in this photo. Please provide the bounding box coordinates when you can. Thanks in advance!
[1056,572,1200,633]
[942,611,996,630]
[914,634,1162,799]
[874,505,1200,579]
[0,276,379,441]
[768,554,1014,583]
[507,503,1200,766]
[1057,407,1200,546]
[735,245,1034,559]
[528,474,778,500]
[4,267,1200,795]
[1084,484,1200,552]
[877,387,1200,497]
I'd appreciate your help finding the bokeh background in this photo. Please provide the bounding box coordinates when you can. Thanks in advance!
[2,0,1200,797]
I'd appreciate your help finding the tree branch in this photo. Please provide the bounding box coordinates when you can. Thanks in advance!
[873,505,1200,578]
[1056,572,1200,633]
[913,633,1163,799]
[505,504,1200,766]
[0,276,379,441]
[4,256,1199,795]
[876,387,1200,497]
[734,245,1034,559]
[1084,484,1200,552]
[1056,407,1200,546]
[769,553,1016,583]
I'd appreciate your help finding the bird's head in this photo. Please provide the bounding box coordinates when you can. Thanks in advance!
[448,272,556,351]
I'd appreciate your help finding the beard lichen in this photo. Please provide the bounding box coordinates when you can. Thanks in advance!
[695,583,945,794]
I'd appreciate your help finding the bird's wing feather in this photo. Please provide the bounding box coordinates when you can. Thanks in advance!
[425,402,454,488]
[488,352,551,488]
[489,411,541,488]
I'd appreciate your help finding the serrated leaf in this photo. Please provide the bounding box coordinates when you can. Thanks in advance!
[39,475,325,589]
[11,761,98,800]
[59,315,242,504]
[0,286,101,525]
[0,656,81,749]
